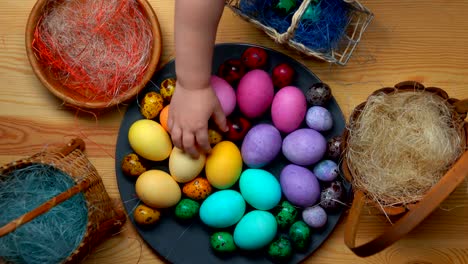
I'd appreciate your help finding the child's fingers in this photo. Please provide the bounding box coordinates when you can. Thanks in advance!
[171,125,183,150]
[196,129,212,154]
[212,104,228,132]
[182,131,199,158]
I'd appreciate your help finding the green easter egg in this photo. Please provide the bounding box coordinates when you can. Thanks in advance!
[175,198,200,220]
[268,235,293,262]
[273,0,297,15]
[275,201,298,229]
[289,220,311,251]
[210,232,237,253]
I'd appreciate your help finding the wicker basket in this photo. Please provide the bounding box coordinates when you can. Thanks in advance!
[0,138,126,263]
[341,81,468,257]
[226,0,374,65]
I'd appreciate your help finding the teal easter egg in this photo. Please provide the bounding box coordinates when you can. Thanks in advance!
[200,190,246,228]
[302,2,321,22]
[233,210,277,250]
[239,169,282,210]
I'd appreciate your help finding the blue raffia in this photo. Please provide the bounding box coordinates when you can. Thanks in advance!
[239,0,351,55]
[0,164,88,264]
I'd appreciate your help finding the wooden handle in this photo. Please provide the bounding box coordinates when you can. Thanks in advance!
[344,150,468,257]
[59,138,86,157]
[0,178,91,237]
[454,99,468,114]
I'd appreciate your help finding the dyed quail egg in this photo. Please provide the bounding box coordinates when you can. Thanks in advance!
[272,63,295,89]
[326,136,343,160]
[133,204,161,226]
[241,47,268,69]
[140,91,164,119]
[305,106,333,132]
[306,82,332,106]
[289,221,311,251]
[208,129,223,145]
[182,177,213,201]
[302,205,328,229]
[313,159,339,182]
[160,78,176,102]
[210,232,237,253]
[274,200,298,229]
[121,153,147,177]
[268,235,293,262]
[217,58,246,85]
[320,180,344,211]
[174,198,200,221]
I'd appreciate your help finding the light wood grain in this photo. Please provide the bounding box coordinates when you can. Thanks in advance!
[1,0,467,263]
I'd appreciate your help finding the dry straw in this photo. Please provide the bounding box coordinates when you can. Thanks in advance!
[346,90,465,207]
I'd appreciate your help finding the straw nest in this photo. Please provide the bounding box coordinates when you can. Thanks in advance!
[346,90,465,207]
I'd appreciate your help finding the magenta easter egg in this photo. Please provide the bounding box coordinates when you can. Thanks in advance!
[236,69,274,119]
[211,75,236,116]
[241,124,282,168]
[282,128,327,166]
[280,164,321,207]
[271,86,307,133]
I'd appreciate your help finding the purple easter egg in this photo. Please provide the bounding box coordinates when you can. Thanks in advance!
[282,128,327,166]
[279,164,320,208]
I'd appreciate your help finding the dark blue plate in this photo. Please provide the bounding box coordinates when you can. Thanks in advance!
[115,43,348,264]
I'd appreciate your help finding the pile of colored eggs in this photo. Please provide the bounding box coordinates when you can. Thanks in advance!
[120,46,345,263]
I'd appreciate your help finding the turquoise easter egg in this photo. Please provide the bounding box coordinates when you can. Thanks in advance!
[239,169,282,210]
[200,190,246,228]
[233,210,277,250]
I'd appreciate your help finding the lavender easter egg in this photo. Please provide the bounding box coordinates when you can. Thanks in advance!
[305,106,333,131]
[271,86,307,133]
[302,206,327,229]
[280,164,321,207]
[211,75,236,116]
[282,128,327,166]
[241,124,282,168]
[236,69,274,118]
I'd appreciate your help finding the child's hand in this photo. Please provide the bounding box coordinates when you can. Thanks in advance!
[168,81,228,158]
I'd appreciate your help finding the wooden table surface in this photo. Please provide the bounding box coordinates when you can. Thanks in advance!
[1,0,467,263]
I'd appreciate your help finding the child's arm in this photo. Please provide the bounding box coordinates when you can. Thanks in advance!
[169,0,227,158]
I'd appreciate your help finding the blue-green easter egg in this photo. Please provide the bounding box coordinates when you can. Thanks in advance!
[239,169,282,210]
[302,2,321,22]
[234,210,277,250]
[200,190,246,228]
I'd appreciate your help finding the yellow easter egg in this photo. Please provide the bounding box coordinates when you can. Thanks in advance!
[135,170,182,208]
[169,147,206,183]
[205,141,243,189]
[128,119,172,161]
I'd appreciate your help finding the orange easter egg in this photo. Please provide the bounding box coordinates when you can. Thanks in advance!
[159,104,170,132]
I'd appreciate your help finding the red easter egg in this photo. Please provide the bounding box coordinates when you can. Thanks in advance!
[272,63,295,88]
[241,47,268,69]
[217,59,246,85]
[225,116,252,141]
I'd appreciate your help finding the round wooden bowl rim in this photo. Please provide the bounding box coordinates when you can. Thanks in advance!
[25,0,162,110]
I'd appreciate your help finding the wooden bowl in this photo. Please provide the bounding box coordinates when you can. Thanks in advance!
[25,0,162,111]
